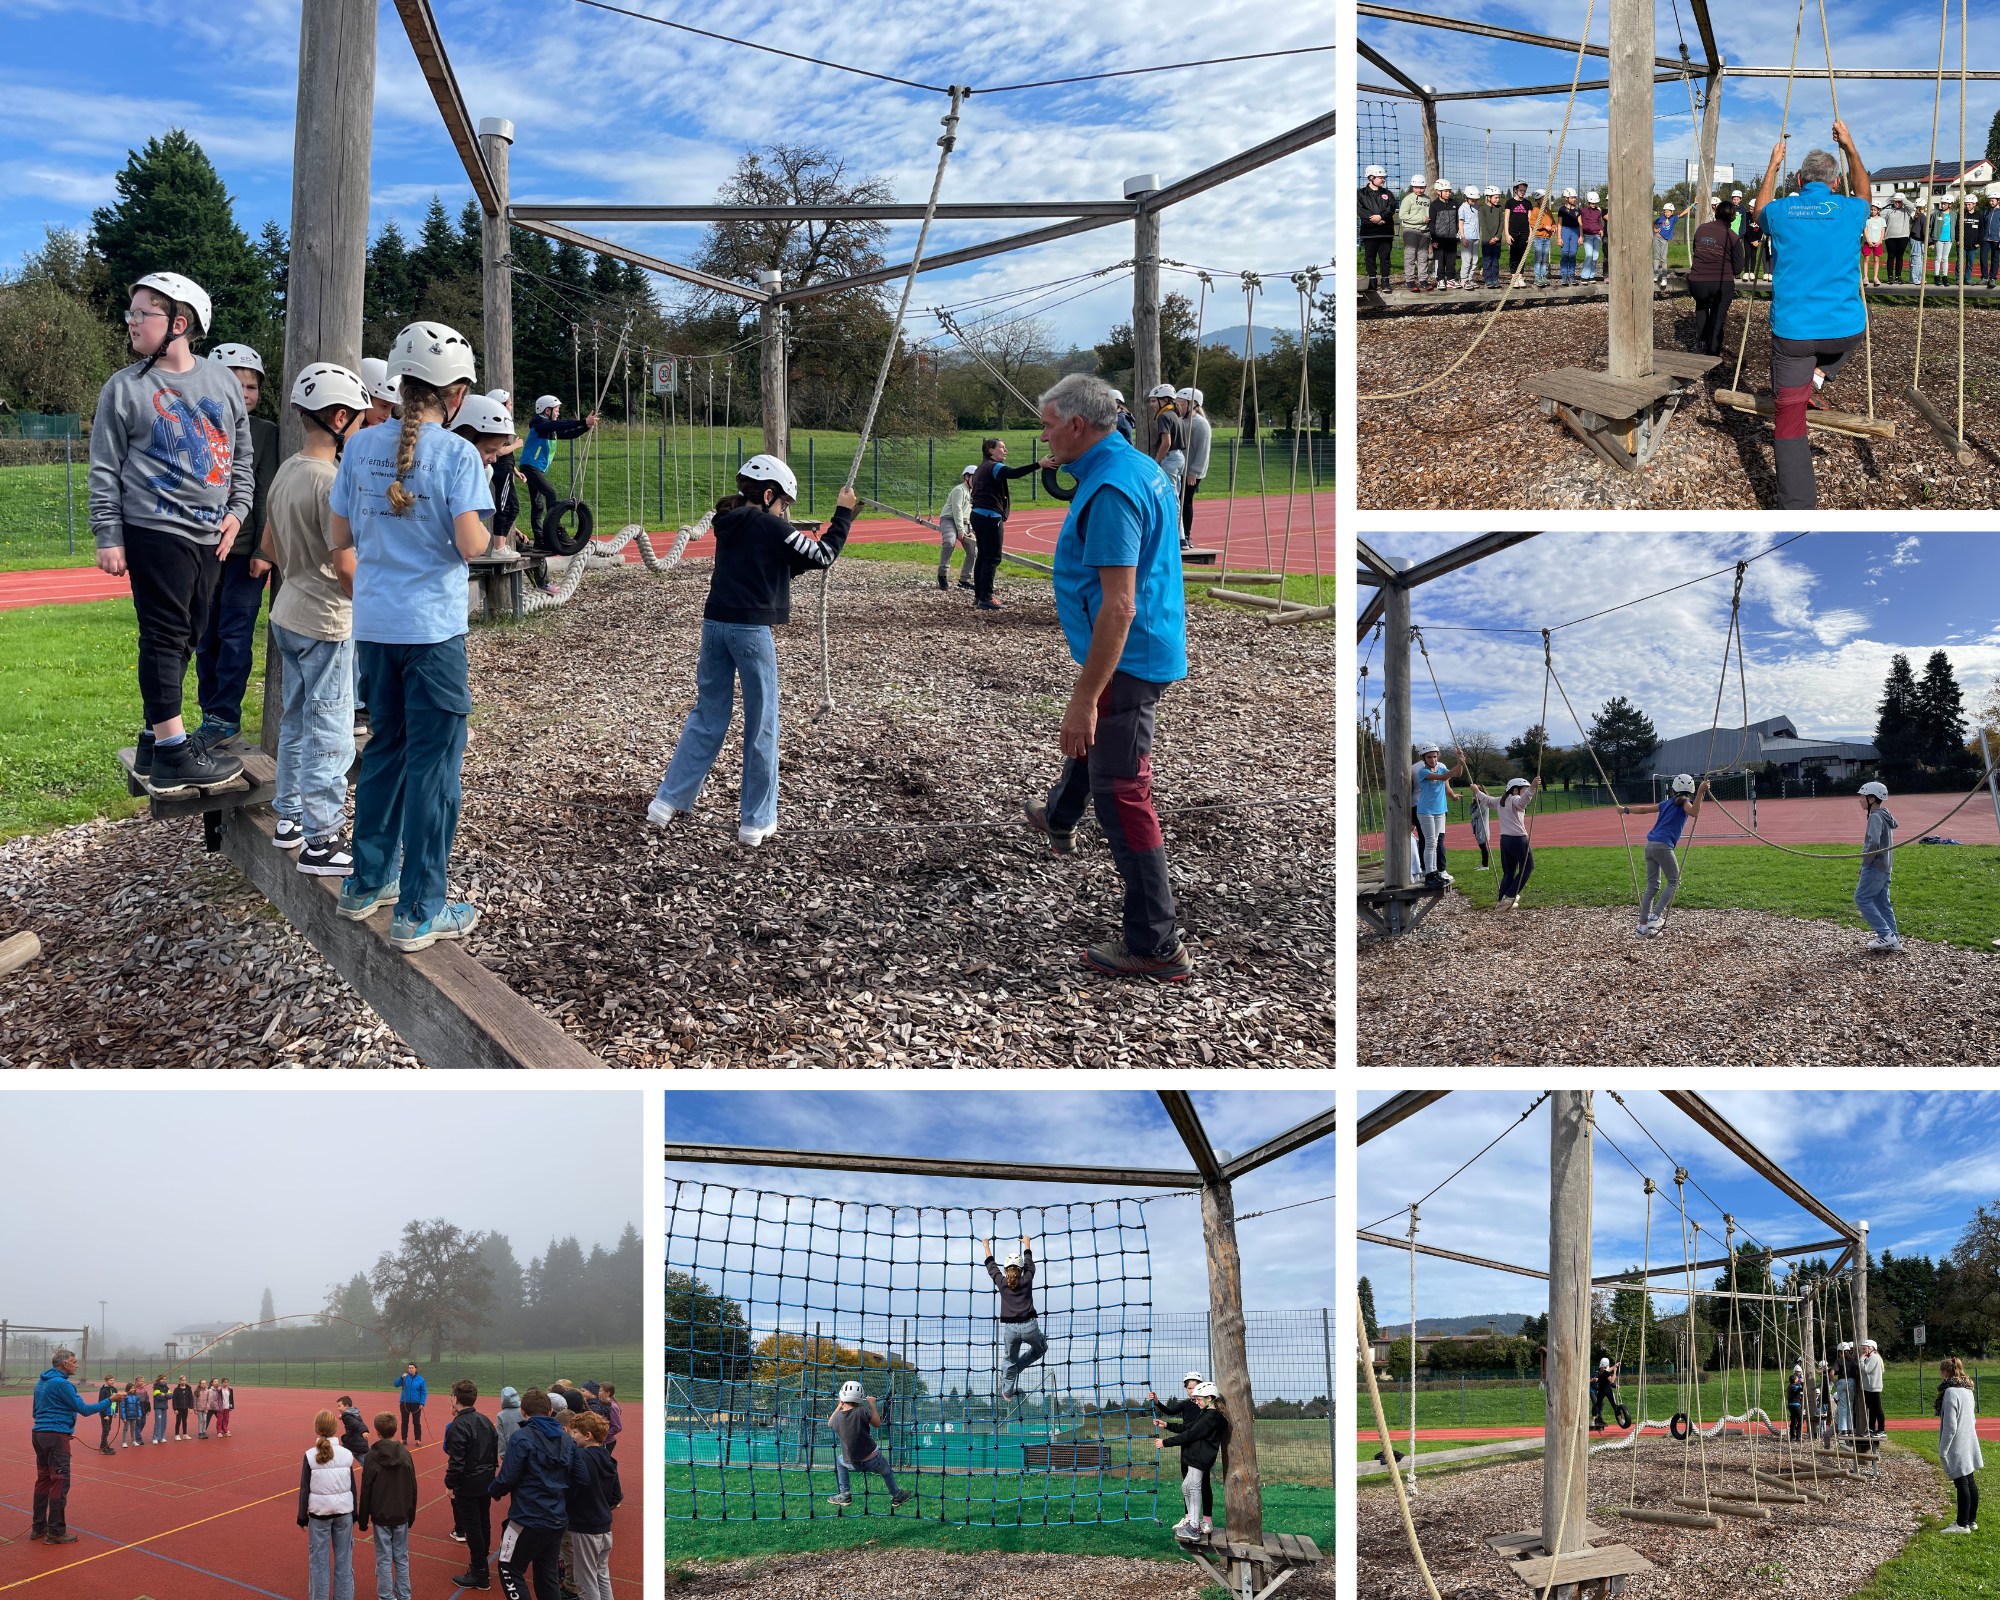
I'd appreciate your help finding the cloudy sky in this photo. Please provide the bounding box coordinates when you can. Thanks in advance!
[2,1091,642,1351]
[4,0,1332,351]
[1358,1089,1995,1330]
[1360,1,1999,194]
[665,1089,1335,1320]
[1357,531,2000,747]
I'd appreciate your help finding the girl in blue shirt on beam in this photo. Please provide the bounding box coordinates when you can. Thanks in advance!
[1619,773,1708,936]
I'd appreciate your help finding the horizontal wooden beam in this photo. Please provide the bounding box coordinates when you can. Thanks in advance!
[1402,531,1543,590]
[509,217,768,302]
[1358,80,1422,103]
[663,1142,1203,1187]
[1222,1103,1336,1181]
[1358,1227,1547,1281]
[1359,4,1686,71]
[390,0,499,215]
[1433,72,1691,101]
[1353,538,1400,584]
[1357,40,1429,103]
[1723,66,2000,81]
[222,808,598,1068]
[1159,1090,1227,1183]
[1661,1092,1861,1243]
[1597,1237,1850,1283]
[772,212,1127,304]
[1140,109,1339,214]
[511,201,1134,223]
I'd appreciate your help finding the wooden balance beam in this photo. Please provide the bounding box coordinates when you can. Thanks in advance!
[1713,390,1897,440]
[1672,1495,1769,1519]
[1611,1506,1722,1530]
[1904,384,1979,465]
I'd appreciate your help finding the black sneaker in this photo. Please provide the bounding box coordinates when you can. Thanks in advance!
[937,570,949,591]
[957,578,975,590]
[451,1573,491,1590]
[975,599,1004,611]
[149,738,245,796]
[273,817,306,850]
[136,730,155,778]
[298,836,354,877]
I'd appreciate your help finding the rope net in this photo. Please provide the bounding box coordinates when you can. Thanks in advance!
[665,1180,1158,1524]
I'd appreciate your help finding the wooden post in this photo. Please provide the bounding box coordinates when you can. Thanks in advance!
[757,270,788,461]
[1694,71,1723,222]
[1801,1287,1819,1437]
[1606,0,1655,380]
[1129,176,1162,403]
[1853,1222,1868,1348]
[1421,95,1441,186]
[1543,1091,1592,1554]
[1201,1176,1264,1553]
[479,117,515,403]
[271,0,375,755]
[1382,561,1412,892]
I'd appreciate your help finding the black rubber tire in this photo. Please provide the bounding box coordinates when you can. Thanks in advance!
[541,499,594,557]
[1615,1406,1632,1429]
[1669,1411,1690,1441]
[1040,465,1077,502]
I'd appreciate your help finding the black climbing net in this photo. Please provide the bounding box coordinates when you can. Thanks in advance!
[665,1179,1158,1524]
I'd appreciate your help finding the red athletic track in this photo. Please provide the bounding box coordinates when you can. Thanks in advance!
[1361,793,2000,853]
[1359,1417,2000,1442]
[0,1387,639,1599]
[0,568,130,611]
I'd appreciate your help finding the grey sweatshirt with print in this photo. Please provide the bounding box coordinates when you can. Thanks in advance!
[89,359,255,550]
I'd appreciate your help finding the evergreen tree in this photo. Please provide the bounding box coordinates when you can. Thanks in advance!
[89,129,269,349]
[1506,724,1555,775]
[1988,107,2000,171]
[508,226,565,407]
[477,1232,526,1344]
[326,1272,378,1343]
[1874,652,1922,784]
[258,1287,276,1324]
[1585,696,1659,784]
[255,221,290,324]
[589,250,624,298]
[364,221,415,354]
[1358,1276,1380,1342]
[409,196,462,295]
[1915,649,1974,778]
[455,200,486,277]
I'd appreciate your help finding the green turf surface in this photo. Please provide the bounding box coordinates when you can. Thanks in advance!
[1849,1432,1981,1599]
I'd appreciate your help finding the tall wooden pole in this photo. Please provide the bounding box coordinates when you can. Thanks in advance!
[1853,1222,1869,1347]
[1130,176,1162,402]
[1421,96,1441,184]
[1382,561,1413,893]
[479,117,515,402]
[1201,1176,1265,1551]
[1543,1091,1592,1553]
[1607,0,1655,380]
[757,269,788,461]
[271,0,375,754]
[1694,72,1724,221]
[1802,1287,1819,1437]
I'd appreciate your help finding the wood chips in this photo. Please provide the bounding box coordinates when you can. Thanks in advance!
[674,1546,1333,1600]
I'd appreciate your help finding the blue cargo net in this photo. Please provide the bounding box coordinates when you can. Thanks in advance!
[665,1179,1158,1525]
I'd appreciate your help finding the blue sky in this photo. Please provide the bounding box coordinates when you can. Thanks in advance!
[664,1090,1334,1320]
[1358,1090,1993,1328]
[1359,0,2000,195]
[4,0,1332,352]
[1357,532,2000,746]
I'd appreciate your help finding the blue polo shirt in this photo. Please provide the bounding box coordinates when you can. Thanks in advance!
[1051,430,1187,684]
[1758,182,1870,339]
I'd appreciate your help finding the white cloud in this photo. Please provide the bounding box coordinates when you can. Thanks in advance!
[1891,538,1921,566]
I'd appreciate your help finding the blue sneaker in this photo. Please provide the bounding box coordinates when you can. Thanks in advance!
[337,877,401,921]
[190,716,240,752]
[390,902,479,953]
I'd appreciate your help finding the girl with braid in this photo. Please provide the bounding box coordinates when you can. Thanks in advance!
[328,321,493,953]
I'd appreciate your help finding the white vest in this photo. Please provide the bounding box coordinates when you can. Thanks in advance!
[304,1443,355,1516]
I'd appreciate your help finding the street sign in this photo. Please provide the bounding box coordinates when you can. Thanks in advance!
[651,358,679,396]
[1913,1325,1926,1346]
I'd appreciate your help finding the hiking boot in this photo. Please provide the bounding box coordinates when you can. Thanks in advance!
[390,902,479,952]
[45,1531,77,1545]
[28,1525,44,1541]
[937,569,949,591]
[337,877,400,920]
[891,1489,914,1506]
[1023,796,1076,856]
[190,716,240,753]
[451,1573,491,1590]
[827,1493,853,1507]
[135,729,155,779]
[148,736,245,795]
[298,836,354,877]
[1083,937,1194,983]
[273,816,306,850]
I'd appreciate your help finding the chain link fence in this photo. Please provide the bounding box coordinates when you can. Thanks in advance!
[0,439,84,562]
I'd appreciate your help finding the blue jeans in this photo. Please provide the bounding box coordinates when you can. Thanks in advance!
[1855,869,1898,939]
[1560,227,1579,277]
[273,623,356,840]
[195,555,267,726]
[655,620,779,828]
[370,1522,411,1600]
[152,1404,167,1442]
[352,638,471,922]
[835,1447,901,1497]
[1581,236,1601,280]
[1482,240,1502,285]
[1002,1318,1049,1388]
[307,1512,354,1600]
[1532,237,1552,279]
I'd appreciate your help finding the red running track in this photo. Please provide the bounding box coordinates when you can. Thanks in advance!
[0,568,131,611]
[1362,793,2000,852]
[0,1387,639,1600]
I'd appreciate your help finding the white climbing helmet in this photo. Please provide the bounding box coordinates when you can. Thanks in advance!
[289,362,369,413]
[1183,1371,1205,1384]
[1859,781,1889,800]
[1187,387,1204,405]
[1586,191,1600,204]
[1563,186,1578,199]
[961,463,977,476]
[209,342,264,374]
[1366,165,1387,179]
[359,356,388,394]
[738,452,799,500]
[1410,175,1428,188]
[453,394,517,438]
[1732,190,1745,199]
[1436,179,1453,192]
[129,272,211,338]
[1506,777,1532,792]
[388,321,477,389]
[1664,202,1677,213]
[487,388,512,408]
[837,1381,865,1404]
[1986,183,2000,199]
[1176,387,1194,401]
[1003,1254,1023,1271]
[1671,773,1696,795]
[1147,383,1177,400]
[1193,1382,1221,1399]
[534,394,562,415]
[1599,1357,1612,1370]
[1419,741,1440,758]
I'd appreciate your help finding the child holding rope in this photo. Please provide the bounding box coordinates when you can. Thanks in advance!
[1618,774,1708,937]
[1151,1374,1214,1532]
[1411,743,1463,888]
[1156,1382,1228,1540]
[825,1381,911,1510]
[1855,780,1902,952]
[1473,776,1539,909]
[520,397,597,544]
[984,1235,1047,1398]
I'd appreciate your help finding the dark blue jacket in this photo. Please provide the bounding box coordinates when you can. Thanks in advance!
[32,1368,114,1434]
[394,1372,427,1406]
[489,1414,588,1530]
[566,1446,623,1536]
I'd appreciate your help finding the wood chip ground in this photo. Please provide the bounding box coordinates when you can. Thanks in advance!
[1358,1438,1935,1600]
[1358,896,2000,1067]
[1357,298,2000,509]
[672,1546,1334,1599]
[0,560,1333,1068]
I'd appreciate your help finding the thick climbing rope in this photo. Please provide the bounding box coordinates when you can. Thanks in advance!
[1684,756,2000,860]
[815,87,967,723]
[1356,0,1597,402]
[1279,269,1325,607]
[1909,0,1968,446]
[1543,630,1640,899]
[1814,0,1875,422]
[1628,1177,1655,1510]
[1728,0,1807,399]
[1669,561,1750,908]
[1356,1296,1444,1600]
[1406,1203,1419,1495]
[519,512,711,617]
[1215,274,1261,581]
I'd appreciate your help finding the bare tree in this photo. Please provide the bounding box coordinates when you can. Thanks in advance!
[370,1219,496,1364]
[955,314,1056,429]
[1451,727,1508,786]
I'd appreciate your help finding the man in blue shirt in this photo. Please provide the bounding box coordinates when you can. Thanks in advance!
[1025,372,1191,981]
[394,1364,428,1444]
[30,1348,116,1543]
[1754,122,1873,509]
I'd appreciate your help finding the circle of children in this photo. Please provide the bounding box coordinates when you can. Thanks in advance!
[30,1345,624,1600]
[1408,747,1908,952]
[90,270,1198,979]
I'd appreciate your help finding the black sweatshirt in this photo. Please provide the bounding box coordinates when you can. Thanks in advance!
[702,503,853,626]
[1161,1407,1229,1472]
[983,1250,1038,1322]
[969,459,1037,522]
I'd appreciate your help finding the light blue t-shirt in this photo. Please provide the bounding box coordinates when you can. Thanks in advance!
[1412,762,1449,816]
[1758,182,1871,340]
[1051,431,1188,685]
[1647,797,1692,847]
[330,421,493,645]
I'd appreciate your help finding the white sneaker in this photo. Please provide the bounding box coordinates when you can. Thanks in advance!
[1477,865,1491,871]
[1864,935,1889,950]
[645,799,685,829]
[1885,936,1906,953]
[738,821,778,847]
[1508,897,1522,910]
[1494,895,1513,910]
[1942,1523,1972,1534]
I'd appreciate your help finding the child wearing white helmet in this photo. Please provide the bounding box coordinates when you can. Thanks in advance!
[327,321,494,952]
[1427,180,1460,289]
[1589,1356,1628,1432]
[982,1235,1047,1398]
[1579,191,1606,283]
[1399,175,1433,290]
[190,342,283,756]
[358,358,399,429]
[263,362,371,875]
[1149,1373,1216,1533]
[1556,189,1582,286]
[1654,202,1679,286]
[450,395,526,562]
[91,271,256,798]
[937,462,977,590]
[1855,781,1901,952]
[1411,741,1464,889]
[1471,774,1541,909]
[825,1379,912,1509]
[1616,774,1710,936]
[518,395,598,547]
[1177,387,1210,547]
[1155,1381,1228,1539]
[1359,166,1397,290]
[1145,384,1188,501]
[646,456,856,846]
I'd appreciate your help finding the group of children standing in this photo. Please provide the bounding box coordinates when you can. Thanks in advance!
[92,1374,235,1451]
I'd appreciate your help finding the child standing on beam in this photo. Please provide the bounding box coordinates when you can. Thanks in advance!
[1618,774,1708,937]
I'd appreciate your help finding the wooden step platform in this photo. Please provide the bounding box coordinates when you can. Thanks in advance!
[1497,1531,1655,1600]
[1713,389,1897,440]
[119,742,271,819]
[467,552,534,623]
[1523,350,1718,421]
[1489,1522,1609,1553]
[1357,867,1446,939]
[1176,1525,1323,1600]
[1180,546,1223,566]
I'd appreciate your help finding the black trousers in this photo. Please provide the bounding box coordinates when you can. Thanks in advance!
[521,464,562,541]
[126,526,224,727]
[1499,834,1535,901]
[400,1401,424,1442]
[1689,282,1735,355]
[498,1522,564,1600]
[99,1412,115,1451]
[1982,240,2000,282]
[970,514,1004,602]
[1361,236,1394,282]
[1788,1406,1803,1441]
[1863,1390,1885,1434]
[31,1431,71,1535]
[1508,237,1530,272]
[1886,238,1909,277]
[1433,241,1458,281]
[454,1491,493,1575]
[1179,475,1200,542]
[1958,1472,1981,1528]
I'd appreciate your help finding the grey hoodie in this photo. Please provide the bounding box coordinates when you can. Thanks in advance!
[89,357,255,550]
[1862,803,1897,875]
[496,1387,524,1453]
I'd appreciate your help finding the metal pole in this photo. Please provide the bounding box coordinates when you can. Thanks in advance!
[65,436,75,555]
[1981,728,2000,838]
[1322,1307,1336,1480]
[808,436,815,515]
[1544,1090,1592,1554]
[928,436,935,509]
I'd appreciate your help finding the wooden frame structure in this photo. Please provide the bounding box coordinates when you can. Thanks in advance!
[669,1091,1334,1599]
[1357,1089,1867,1586]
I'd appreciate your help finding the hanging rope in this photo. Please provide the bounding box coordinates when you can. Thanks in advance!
[1814,0,1875,421]
[1216,274,1261,580]
[1357,1295,1445,1600]
[1628,1177,1655,1510]
[1280,269,1325,608]
[1543,630,1640,900]
[815,87,967,723]
[1728,0,1807,398]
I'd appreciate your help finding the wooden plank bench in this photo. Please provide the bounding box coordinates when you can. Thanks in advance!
[467,552,533,622]
[1180,547,1223,566]
[1524,349,1718,470]
[1506,1542,1655,1600]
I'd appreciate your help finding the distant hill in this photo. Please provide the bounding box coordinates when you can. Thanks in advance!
[1377,1314,1537,1338]
[1201,324,1290,358]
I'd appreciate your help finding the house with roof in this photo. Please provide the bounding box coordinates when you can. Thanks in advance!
[1644,715,1878,782]
[1871,158,1996,208]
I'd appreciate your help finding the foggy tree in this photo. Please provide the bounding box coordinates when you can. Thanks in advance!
[370,1219,496,1364]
